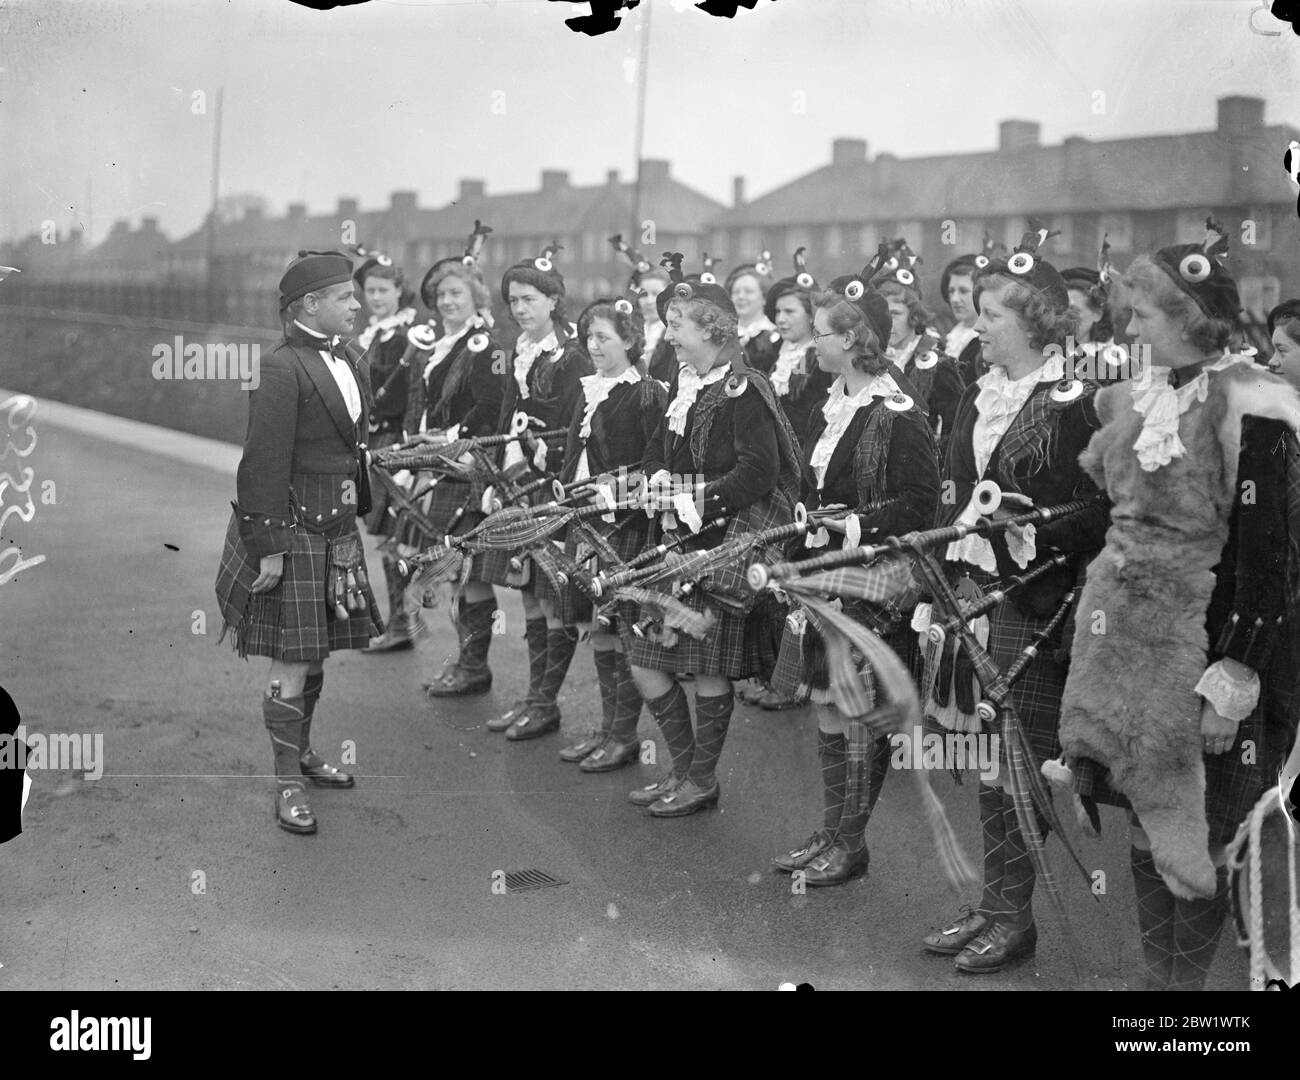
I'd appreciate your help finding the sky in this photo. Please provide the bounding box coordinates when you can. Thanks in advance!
[1,0,1297,245]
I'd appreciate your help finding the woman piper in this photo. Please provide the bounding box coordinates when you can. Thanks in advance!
[871,244,965,456]
[1056,228,1300,991]
[768,277,940,883]
[484,244,595,742]
[214,251,383,835]
[765,248,834,443]
[609,234,674,385]
[408,224,510,698]
[542,297,668,772]
[727,253,778,374]
[919,230,1109,973]
[940,234,1003,387]
[625,270,803,817]
[352,250,421,653]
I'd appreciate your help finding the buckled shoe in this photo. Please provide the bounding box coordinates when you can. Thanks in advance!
[275,783,317,835]
[578,737,640,773]
[922,907,990,955]
[628,774,680,807]
[648,777,721,818]
[953,920,1038,974]
[772,828,837,873]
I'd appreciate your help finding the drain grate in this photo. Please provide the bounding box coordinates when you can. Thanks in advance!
[505,868,568,892]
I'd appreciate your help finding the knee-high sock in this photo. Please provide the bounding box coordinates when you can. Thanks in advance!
[688,690,735,785]
[300,671,324,765]
[533,627,579,711]
[264,695,307,784]
[521,617,549,704]
[1168,865,1230,991]
[457,597,498,675]
[593,648,619,737]
[818,729,847,834]
[838,729,890,850]
[993,788,1045,929]
[609,650,643,743]
[1130,846,1177,990]
[646,683,694,780]
[975,782,1008,918]
[383,556,407,627]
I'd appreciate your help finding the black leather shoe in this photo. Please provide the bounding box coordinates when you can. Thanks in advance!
[423,665,492,697]
[922,908,990,955]
[772,828,837,873]
[361,629,414,654]
[648,777,721,817]
[954,920,1037,973]
[579,737,640,773]
[506,707,561,741]
[559,734,604,763]
[801,841,869,886]
[300,754,355,789]
[487,700,528,733]
[628,774,680,807]
[274,784,317,835]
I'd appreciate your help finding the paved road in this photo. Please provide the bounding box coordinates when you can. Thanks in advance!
[0,399,1252,990]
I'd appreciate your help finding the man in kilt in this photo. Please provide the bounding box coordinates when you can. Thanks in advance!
[214,251,384,835]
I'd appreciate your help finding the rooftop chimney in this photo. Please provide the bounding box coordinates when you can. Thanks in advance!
[732,175,746,208]
[244,205,264,222]
[458,179,485,200]
[998,120,1041,152]
[1217,95,1265,134]
[638,159,670,184]
[540,169,570,192]
[831,138,868,166]
[390,190,418,213]
[140,216,159,233]
[874,151,898,188]
[287,202,307,222]
[606,168,620,187]
[337,197,359,219]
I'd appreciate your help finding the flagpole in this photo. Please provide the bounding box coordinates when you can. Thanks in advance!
[629,1,651,244]
[205,86,224,322]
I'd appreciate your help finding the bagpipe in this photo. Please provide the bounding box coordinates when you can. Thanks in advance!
[372,322,438,408]
[745,481,1111,965]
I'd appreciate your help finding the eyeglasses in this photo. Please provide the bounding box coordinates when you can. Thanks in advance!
[811,329,840,342]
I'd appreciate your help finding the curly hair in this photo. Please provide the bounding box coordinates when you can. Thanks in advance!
[666,296,738,346]
[876,280,932,336]
[1121,255,1234,355]
[422,262,491,313]
[813,292,890,376]
[358,261,416,311]
[501,264,568,324]
[973,271,1077,353]
[579,301,646,369]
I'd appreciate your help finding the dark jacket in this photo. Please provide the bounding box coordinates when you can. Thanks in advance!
[942,376,1109,616]
[362,322,412,431]
[235,324,373,560]
[560,376,667,483]
[403,318,507,439]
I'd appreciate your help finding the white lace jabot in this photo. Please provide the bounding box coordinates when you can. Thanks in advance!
[666,363,727,436]
[513,330,559,398]
[809,373,900,488]
[770,340,809,397]
[1127,353,1251,472]
[578,368,641,438]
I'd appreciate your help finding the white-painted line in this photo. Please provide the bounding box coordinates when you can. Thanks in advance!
[0,388,240,476]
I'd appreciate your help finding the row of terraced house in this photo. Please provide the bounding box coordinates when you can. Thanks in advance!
[3,95,1298,328]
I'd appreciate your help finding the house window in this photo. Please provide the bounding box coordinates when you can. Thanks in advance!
[1052,215,1074,255]
[710,230,728,256]
[740,229,763,259]
[895,220,924,252]
[1176,209,1213,244]
[1238,275,1280,320]
[824,226,843,260]
[859,225,878,256]
[1003,215,1027,252]
[960,218,986,254]
[1097,213,1133,253]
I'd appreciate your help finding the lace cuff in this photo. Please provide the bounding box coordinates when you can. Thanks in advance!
[1004,521,1037,569]
[1194,660,1261,722]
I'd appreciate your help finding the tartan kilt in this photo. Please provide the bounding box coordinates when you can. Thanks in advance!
[362,428,406,537]
[541,511,654,628]
[214,473,383,662]
[625,589,785,679]
[770,601,916,704]
[1073,631,1300,846]
[984,600,1068,769]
